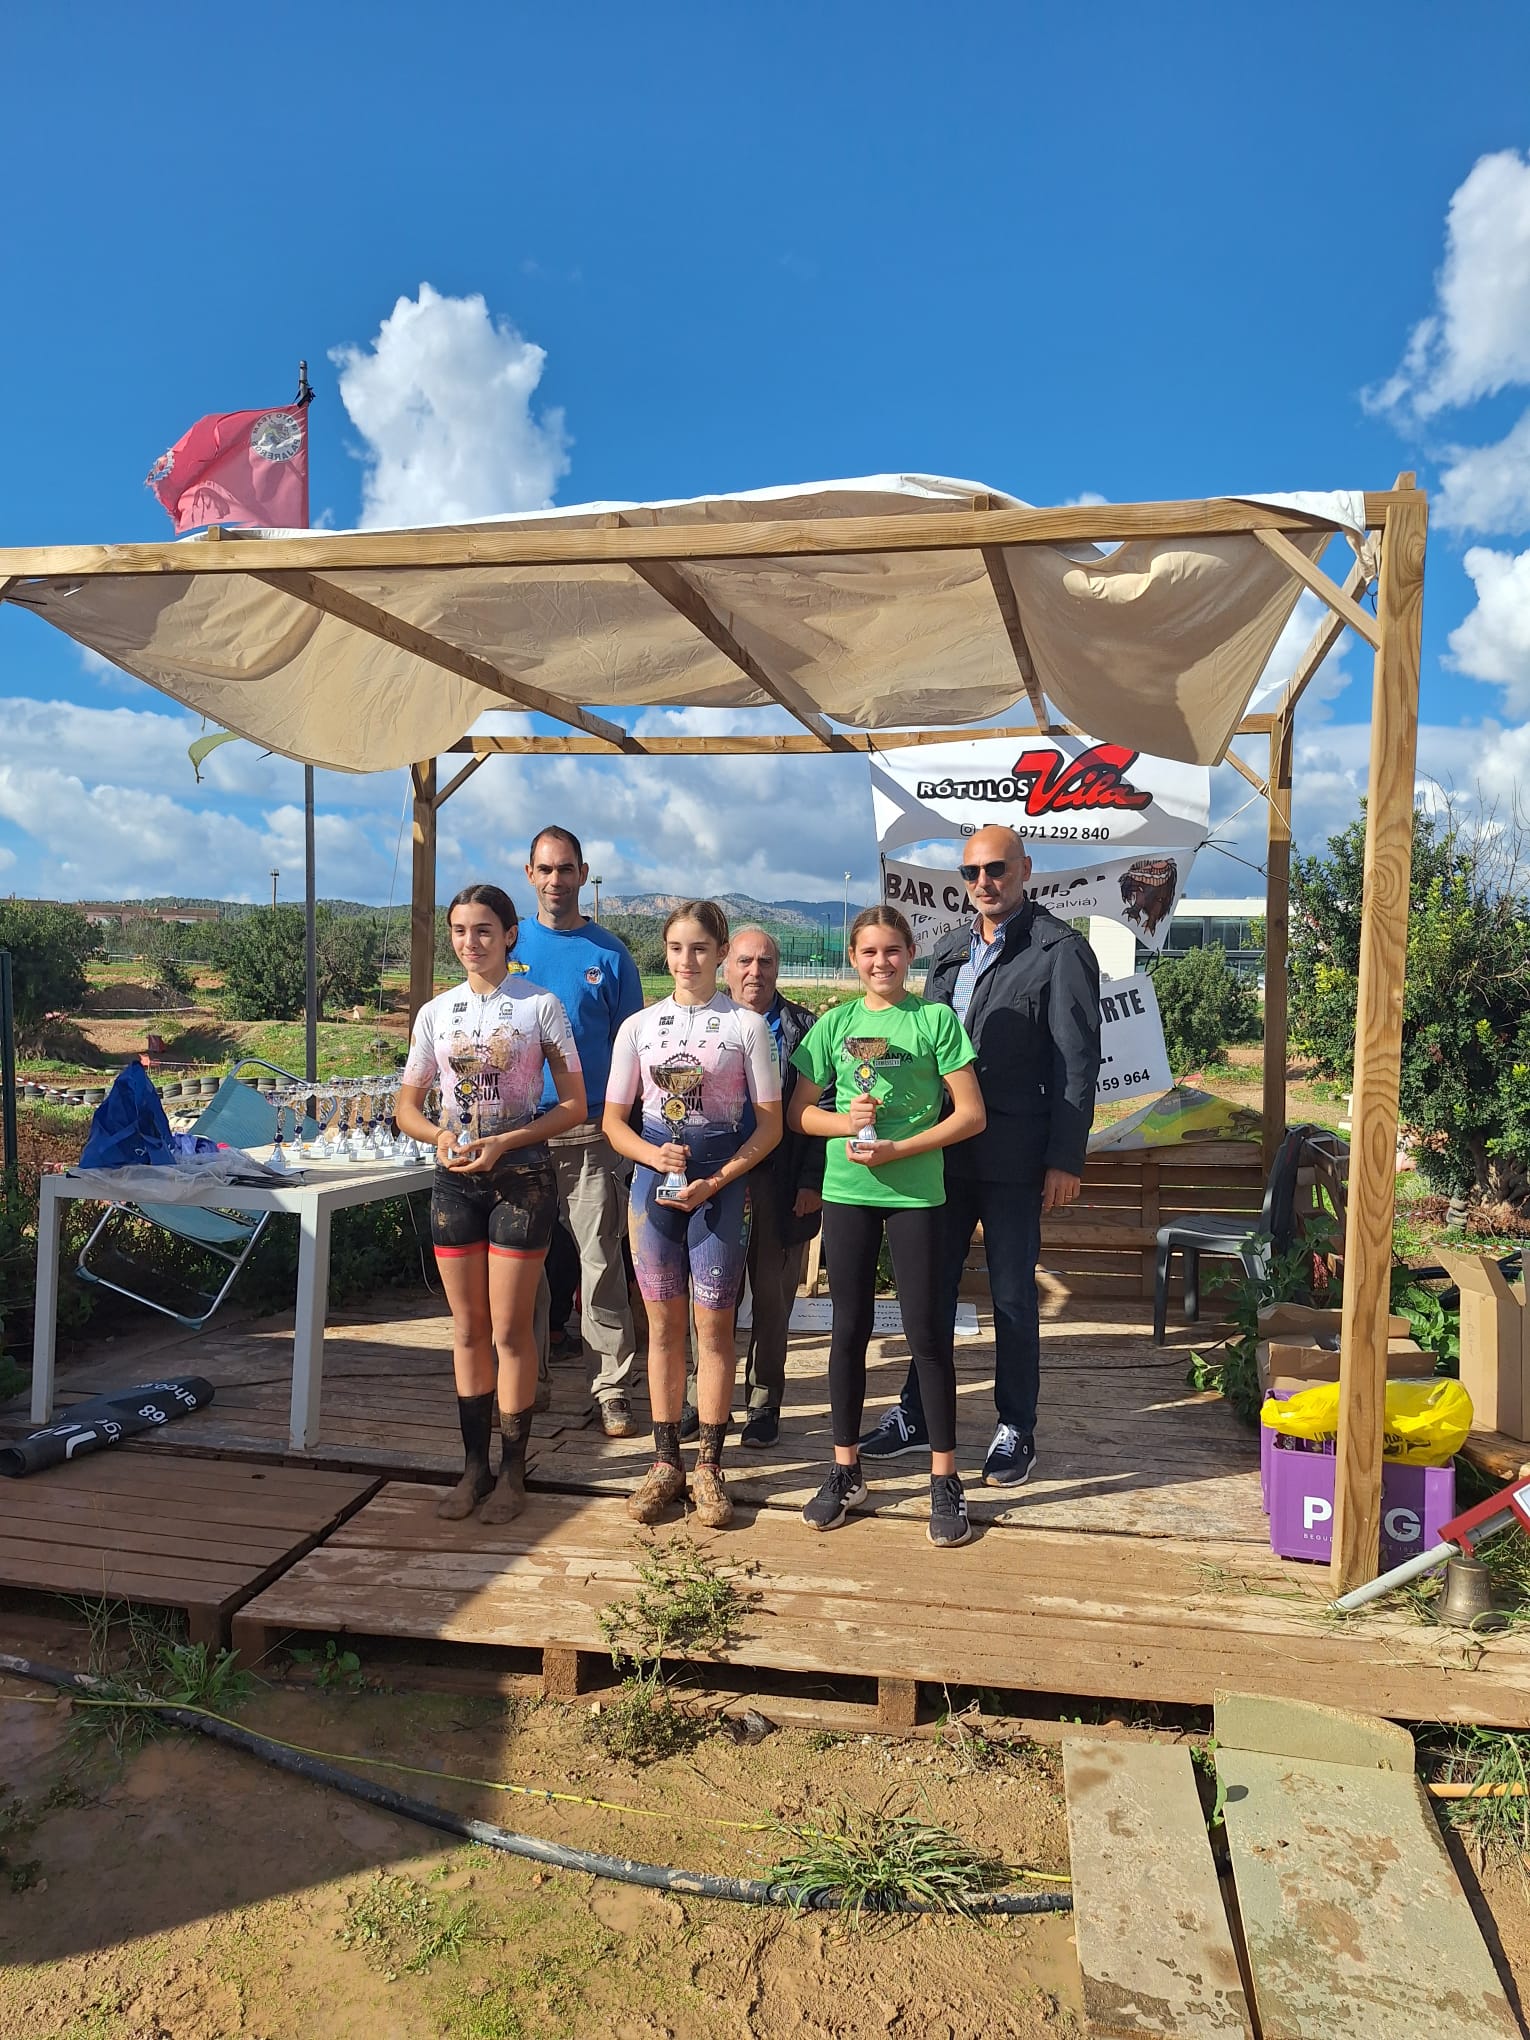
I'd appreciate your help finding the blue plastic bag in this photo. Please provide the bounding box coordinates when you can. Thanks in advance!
[78,1063,176,1170]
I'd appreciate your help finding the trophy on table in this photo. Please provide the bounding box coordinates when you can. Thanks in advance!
[652,1053,705,1203]
[843,1036,889,1151]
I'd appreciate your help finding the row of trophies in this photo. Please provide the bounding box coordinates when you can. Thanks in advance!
[261,1075,434,1173]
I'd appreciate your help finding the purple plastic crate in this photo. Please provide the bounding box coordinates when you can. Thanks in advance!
[1267,1441,1455,1565]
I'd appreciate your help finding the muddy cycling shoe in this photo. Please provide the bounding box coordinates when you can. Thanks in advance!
[436,1469,494,1520]
[690,1463,734,1529]
[627,1459,687,1524]
[479,1461,526,1526]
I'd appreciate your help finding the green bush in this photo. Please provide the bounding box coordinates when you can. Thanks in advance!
[1148,944,1260,1072]
[121,918,195,1000]
[221,906,307,1020]
[315,908,381,1011]
[0,902,105,1046]
[1291,805,1530,1203]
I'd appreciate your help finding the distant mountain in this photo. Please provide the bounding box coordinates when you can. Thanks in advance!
[601,891,858,930]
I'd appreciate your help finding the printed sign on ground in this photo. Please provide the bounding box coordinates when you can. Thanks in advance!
[871,734,1210,854]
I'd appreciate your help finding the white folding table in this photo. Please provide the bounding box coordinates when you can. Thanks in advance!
[30,1153,434,1451]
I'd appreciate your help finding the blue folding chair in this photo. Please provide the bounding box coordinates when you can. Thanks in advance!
[76,1058,316,1330]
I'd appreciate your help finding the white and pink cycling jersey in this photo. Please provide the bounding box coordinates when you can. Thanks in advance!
[402,976,580,1138]
[606,993,779,1149]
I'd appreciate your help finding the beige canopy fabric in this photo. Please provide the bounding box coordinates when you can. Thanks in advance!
[9,474,1343,772]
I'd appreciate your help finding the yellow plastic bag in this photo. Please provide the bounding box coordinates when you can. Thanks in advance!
[1260,1378,1474,1466]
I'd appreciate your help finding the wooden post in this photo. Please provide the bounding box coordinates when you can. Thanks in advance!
[409,759,437,1023]
[1261,710,1294,1173]
[1331,487,1427,1593]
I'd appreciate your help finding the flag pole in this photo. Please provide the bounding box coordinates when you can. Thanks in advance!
[296,360,319,1087]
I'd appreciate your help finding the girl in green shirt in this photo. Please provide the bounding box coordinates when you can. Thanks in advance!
[787,906,985,1547]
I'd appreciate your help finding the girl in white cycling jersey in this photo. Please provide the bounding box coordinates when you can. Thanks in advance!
[602,900,781,1530]
[397,883,586,1525]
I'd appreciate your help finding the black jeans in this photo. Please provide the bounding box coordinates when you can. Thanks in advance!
[900,1176,1044,1437]
[823,1201,956,1454]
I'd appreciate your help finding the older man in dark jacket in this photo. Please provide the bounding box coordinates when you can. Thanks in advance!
[860,826,1102,1486]
[724,927,825,1450]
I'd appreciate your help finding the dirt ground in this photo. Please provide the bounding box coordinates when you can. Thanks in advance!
[0,1611,1083,2040]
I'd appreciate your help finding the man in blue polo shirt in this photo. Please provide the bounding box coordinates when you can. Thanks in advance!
[516,825,645,1437]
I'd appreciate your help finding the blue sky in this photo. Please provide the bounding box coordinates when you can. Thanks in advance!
[2,4,1529,911]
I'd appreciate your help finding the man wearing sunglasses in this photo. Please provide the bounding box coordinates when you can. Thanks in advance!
[859,824,1101,1485]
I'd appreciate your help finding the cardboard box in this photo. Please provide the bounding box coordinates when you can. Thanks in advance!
[1442,1250,1525,1439]
[1254,1304,1422,1397]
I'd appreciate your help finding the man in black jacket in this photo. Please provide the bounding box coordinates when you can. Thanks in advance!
[860,826,1102,1485]
[725,927,825,1449]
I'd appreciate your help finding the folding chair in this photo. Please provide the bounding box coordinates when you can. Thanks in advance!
[76,1058,315,1330]
[1152,1122,1315,1344]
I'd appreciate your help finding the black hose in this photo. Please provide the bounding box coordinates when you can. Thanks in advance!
[0,1655,1069,1917]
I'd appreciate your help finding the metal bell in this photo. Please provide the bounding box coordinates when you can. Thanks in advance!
[1436,1555,1506,1631]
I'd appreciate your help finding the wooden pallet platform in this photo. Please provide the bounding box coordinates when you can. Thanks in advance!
[0,1455,379,1645]
[10,1295,1269,1543]
[231,1483,1530,1727]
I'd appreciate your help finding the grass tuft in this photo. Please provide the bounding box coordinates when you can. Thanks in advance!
[337,1870,478,1978]
[589,1534,760,1766]
[1424,1727,1530,1860]
[65,1599,254,1758]
[766,1794,1012,1923]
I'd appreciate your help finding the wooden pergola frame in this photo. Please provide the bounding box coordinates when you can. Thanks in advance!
[0,479,1426,1591]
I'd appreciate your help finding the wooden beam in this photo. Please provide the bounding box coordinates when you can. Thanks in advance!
[1236,715,1277,735]
[434,753,487,809]
[981,547,1050,725]
[408,759,437,1024]
[246,569,638,753]
[627,558,847,750]
[0,492,1414,581]
[1253,529,1382,652]
[1262,711,1295,1173]
[1272,555,1375,720]
[1223,749,1269,801]
[1331,487,1428,1595]
[443,722,1062,757]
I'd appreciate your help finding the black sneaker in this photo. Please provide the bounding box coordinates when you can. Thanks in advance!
[802,1461,868,1531]
[983,1424,1036,1488]
[678,1401,700,1442]
[857,1405,929,1461]
[740,1407,780,1450]
[928,1473,972,1549]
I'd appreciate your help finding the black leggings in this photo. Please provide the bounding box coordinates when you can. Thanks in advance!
[822,1201,956,1454]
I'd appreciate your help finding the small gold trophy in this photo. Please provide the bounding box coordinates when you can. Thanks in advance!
[652,1053,705,1202]
[843,1036,889,1150]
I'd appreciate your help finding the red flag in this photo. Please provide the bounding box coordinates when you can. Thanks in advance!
[146,405,309,532]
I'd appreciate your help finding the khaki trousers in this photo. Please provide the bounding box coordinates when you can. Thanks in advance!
[534,1126,636,1405]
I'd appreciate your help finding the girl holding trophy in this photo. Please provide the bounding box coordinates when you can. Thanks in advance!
[602,901,782,1529]
[786,905,984,1548]
[397,884,586,1525]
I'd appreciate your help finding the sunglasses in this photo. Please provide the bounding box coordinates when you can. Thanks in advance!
[959,859,1010,881]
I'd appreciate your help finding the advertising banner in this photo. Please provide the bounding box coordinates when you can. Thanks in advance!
[882,847,1195,955]
[1095,971,1173,1105]
[871,734,1210,855]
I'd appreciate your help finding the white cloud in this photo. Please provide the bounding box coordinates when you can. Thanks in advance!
[436,742,877,909]
[0,844,15,875]
[1437,409,1530,533]
[1365,149,1530,419]
[331,284,571,529]
[1447,547,1530,709]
